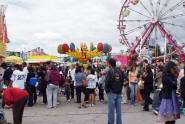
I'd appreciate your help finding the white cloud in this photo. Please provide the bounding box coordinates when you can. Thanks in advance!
[34,32,61,40]
[3,0,185,56]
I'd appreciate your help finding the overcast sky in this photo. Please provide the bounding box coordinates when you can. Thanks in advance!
[2,0,185,56]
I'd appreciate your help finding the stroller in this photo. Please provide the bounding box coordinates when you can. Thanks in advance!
[152,89,162,115]
[0,110,6,124]
[0,110,11,124]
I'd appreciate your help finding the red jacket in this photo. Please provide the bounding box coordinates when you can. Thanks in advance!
[3,88,29,105]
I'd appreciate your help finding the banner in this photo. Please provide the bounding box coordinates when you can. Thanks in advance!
[113,56,129,66]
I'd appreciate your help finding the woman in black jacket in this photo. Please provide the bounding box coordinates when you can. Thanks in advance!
[180,66,185,115]
[158,61,180,124]
[143,65,153,111]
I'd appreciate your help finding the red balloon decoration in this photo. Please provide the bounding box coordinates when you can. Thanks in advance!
[62,44,69,53]
[97,43,104,51]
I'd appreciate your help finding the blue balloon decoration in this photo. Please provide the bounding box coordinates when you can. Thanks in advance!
[103,44,110,53]
[70,43,75,52]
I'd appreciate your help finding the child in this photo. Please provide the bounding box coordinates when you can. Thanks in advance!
[65,76,71,103]
[98,73,104,102]
[180,66,185,115]
[87,68,97,107]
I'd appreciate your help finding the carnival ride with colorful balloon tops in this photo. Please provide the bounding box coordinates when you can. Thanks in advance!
[57,42,112,63]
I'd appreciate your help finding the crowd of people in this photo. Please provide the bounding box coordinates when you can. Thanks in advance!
[0,57,184,124]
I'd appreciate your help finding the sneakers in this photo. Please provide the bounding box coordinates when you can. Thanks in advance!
[153,109,158,115]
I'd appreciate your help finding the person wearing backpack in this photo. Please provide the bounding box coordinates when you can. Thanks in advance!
[105,58,125,124]
[26,66,37,107]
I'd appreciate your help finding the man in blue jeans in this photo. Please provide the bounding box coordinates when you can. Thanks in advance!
[105,58,125,124]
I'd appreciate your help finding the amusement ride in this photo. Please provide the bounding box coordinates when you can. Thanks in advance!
[57,42,112,64]
[118,0,185,63]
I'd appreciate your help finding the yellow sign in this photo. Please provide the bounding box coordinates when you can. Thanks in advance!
[0,42,7,57]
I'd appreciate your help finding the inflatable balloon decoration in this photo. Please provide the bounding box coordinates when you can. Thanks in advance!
[57,42,112,63]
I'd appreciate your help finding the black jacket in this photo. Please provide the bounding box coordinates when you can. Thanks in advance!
[180,77,185,98]
[143,71,153,92]
[161,72,177,99]
[105,68,125,94]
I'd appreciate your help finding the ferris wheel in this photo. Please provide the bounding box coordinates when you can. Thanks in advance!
[118,0,185,62]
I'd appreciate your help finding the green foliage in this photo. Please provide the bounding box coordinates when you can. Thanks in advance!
[72,57,79,62]
[64,56,71,62]
[90,43,95,51]
[152,44,163,57]
[106,53,112,60]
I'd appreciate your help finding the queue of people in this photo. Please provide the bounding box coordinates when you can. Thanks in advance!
[0,58,184,124]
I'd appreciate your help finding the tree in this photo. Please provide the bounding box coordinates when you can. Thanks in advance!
[106,53,112,60]
[64,56,71,62]
[152,44,163,57]
[72,57,78,62]
[90,43,95,51]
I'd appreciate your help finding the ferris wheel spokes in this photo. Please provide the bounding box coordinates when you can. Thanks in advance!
[139,1,153,17]
[161,21,185,29]
[127,8,152,18]
[156,0,162,17]
[124,22,150,35]
[161,13,185,20]
[158,0,172,17]
[160,0,184,18]
[149,0,155,16]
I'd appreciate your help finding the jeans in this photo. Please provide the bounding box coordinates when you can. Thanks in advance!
[65,90,70,101]
[183,97,185,108]
[47,84,59,108]
[108,92,122,124]
[130,83,138,104]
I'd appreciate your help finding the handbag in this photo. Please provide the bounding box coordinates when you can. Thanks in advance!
[82,78,88,87]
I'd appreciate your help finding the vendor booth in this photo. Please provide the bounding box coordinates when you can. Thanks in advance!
[26,56,58,63]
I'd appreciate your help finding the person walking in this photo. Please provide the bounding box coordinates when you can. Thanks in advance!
[180,66,185,115]
[46,65,61,108]
[26,66,37,107]
[143,65,153,111]
[87,68,97,107]
[67,64,75,100]
[158,61,180,124]
[10,64,27,89]
[105,58,125,124]
[38,67,47,104]
[75,66,88,108]
[128,65,138,105]
[3,88,28,124]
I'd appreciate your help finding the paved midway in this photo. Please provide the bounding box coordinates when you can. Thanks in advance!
[3,96,185,124]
